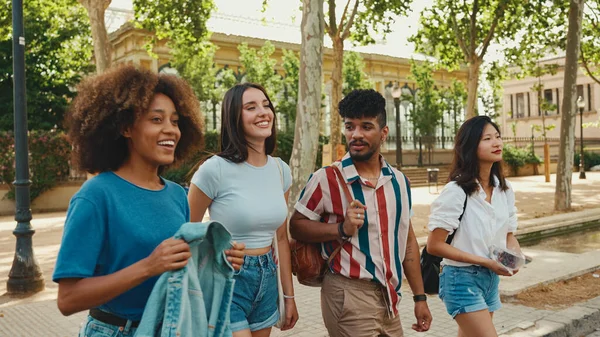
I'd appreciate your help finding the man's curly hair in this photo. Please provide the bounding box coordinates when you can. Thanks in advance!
[66,65,204,173]
[338,89,386,128]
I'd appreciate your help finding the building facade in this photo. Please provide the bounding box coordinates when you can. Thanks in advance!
[108,22,468,166]
[501,57,599,140]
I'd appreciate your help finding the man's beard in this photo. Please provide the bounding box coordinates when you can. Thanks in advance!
[348,140,378,162]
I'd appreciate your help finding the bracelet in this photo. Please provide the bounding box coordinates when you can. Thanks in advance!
[338,221,350,240]
[282,294,295,299]
[413,294,427,302]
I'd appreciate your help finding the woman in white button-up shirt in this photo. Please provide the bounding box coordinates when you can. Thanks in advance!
[426,116,523,337]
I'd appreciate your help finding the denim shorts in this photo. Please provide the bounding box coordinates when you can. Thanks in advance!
[230,252,279,332]
[438,265,501,318]
[78,315,137,337]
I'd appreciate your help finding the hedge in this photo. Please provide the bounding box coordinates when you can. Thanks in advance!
[0,130,71,200]
[502,144,542,175]
[0,129,329,198]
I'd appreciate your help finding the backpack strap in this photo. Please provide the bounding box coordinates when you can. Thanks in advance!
[445,193,468,244]
[325,164,352,264]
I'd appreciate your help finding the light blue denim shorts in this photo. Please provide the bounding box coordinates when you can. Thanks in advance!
[438,265,501,318]
[78,315,137,337]
[230,252,279,332]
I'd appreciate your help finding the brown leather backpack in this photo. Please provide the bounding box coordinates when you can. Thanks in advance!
[290,165,352,287]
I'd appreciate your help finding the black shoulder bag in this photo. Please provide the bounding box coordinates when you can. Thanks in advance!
[420,195,468,295]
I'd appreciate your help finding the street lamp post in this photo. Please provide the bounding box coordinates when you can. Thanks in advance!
[577,96,586,179]
[391,83,403,168]
[7,0,45,294]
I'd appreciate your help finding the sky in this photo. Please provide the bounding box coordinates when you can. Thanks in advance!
[108,0,436,59]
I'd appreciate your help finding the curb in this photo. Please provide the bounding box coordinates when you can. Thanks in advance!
[501,296,600,337]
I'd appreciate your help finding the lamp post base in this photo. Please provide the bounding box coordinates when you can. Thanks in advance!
[7,232,45,295]
[579,170,587,179]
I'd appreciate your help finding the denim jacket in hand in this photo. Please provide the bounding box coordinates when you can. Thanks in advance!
[135,221,235,337]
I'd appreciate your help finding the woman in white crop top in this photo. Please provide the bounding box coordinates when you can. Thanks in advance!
[188,83,298,336]
[426,116,523,337]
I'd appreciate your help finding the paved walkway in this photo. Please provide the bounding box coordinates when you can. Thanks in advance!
[1,172,600,336]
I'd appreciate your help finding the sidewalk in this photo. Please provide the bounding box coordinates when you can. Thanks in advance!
[1,172,600,336]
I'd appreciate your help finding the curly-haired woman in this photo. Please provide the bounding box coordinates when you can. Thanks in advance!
[426,116,522,337]
[188,83,299,337]
[53,66,244,337]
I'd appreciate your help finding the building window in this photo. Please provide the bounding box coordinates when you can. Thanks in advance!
[588,84,592,111]
[544,89,553,104]
[527,92,531,117]
[510,94,514,118]
[577,84,584,103]
[556,88,560,115]
[543,89,553,115]
[516,93,525,118]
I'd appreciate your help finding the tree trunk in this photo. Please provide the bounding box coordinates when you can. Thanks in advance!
[329,37,344,155]
[288,0,324,215]
[79,0,112,74]
[465,57,482,119]
[555,0,585,211]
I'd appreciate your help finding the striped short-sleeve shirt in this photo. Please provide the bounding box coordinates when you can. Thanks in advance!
[294,152,412,316]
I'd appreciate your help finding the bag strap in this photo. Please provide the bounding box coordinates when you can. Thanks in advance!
[445,193,468,245]
[274,157,284,187]
[326,164,353,264]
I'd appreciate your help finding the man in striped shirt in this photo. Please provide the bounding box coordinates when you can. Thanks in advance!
[290,89,432,336]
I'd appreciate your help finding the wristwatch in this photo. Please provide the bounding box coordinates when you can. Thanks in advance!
[413,294,427,302]
[338,222,350,240]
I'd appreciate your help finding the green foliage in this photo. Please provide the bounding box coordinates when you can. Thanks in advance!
[0,130,70,200]
[238,41,283,98]
[331,0,413,45]
[502,144,541,175]
[412,1,538,70]
[574,151,600,171]
[481,61,507,119]
[277,49,300,131]
[409,60,443,139]
[161,130,298,185]
[133,0,215,48]
[0,0,93,131]
[0,131,14,185]
[580,1,600,84]
[442,79,467,134]
[342,51,372,95]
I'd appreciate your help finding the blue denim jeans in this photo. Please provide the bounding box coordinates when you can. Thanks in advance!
[438,265,501,318]
[78,315,137,337]
[229,252,279,332]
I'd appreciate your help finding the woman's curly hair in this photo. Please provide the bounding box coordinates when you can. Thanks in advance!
[66,65,204,173]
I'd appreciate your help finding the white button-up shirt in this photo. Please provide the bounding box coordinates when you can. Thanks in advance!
[427,177,518,267]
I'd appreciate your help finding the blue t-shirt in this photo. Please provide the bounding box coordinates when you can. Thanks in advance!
[190,155,291,249]
[53,172,189,321]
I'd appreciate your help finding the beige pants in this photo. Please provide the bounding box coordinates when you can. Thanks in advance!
[321,272,404,337]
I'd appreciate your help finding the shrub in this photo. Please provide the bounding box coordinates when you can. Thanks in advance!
[162,130,329,186]
[0,131,15,185]
[574,151,600,171]
[0,130,71,200]
[502,144,541,175]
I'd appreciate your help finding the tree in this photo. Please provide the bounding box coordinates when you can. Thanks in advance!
[411,0,539,119]
[173,42,236,130]
[288,0,324,213]
[530,62,559,182]
[277,49,301,131]
[237,41,283,103]
[0,0,93,131]
[342,51,371,95]
[78,0,112,73]
[580,1,600,84]
[409,60,443,140]
[324,0,412,153]
[555,0,585,211]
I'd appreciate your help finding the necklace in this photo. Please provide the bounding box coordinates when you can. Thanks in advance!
[361,175,379,180]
